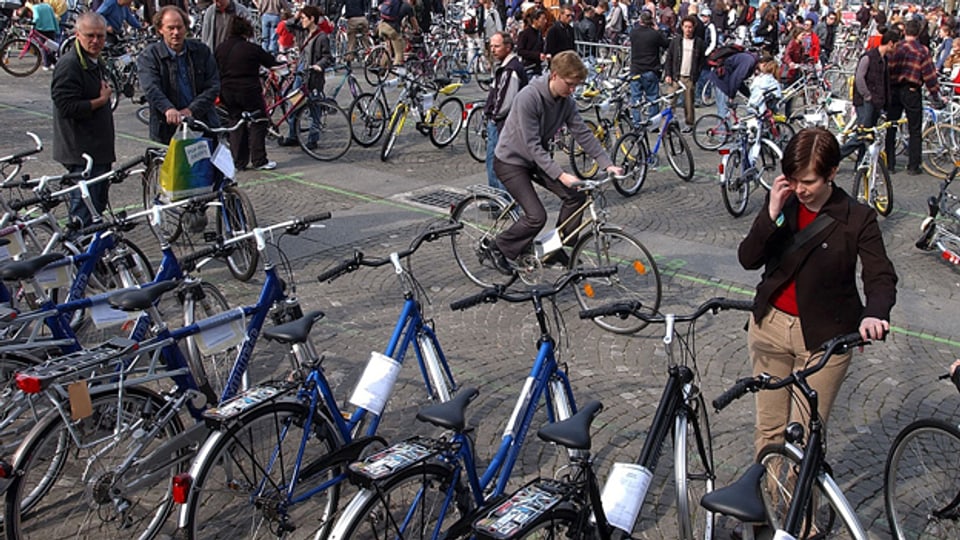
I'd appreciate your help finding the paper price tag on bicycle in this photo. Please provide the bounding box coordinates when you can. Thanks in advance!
[600,462,653,533]
[0,229,26,261]
[349,351,402,415]
[90,296,140,329]
[194,308,246,356]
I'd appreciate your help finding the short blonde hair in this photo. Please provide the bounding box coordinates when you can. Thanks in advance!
[550,51,588,81]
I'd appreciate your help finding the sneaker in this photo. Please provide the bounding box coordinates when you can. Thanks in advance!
[681,126,693,134]
[543,249,570,268]
[488,244,516,276]
[278,137,298,147]
[254,160,277,171]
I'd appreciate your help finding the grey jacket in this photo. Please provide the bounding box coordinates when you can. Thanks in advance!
[494,75,612,181]
[201,0,251,52]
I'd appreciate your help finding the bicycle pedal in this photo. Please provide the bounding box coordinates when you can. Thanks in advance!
[415,122,430,135]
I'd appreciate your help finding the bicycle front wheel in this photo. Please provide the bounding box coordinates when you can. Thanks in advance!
[381,104,406,161]
[675,395,715,540]
[610,132,650,197]
[0,39,41,77]
[692,114,731,151]
[335,463,467,540]
[183,281,239,400]
[464,104,487,163]
[665,123,695,181]
[3,387,183,540]
[363,45,389,86]
[141,152,183,243]
[349,92,387,147]
[183,401,343,539]
[450,194,519,288]
[700,79,717,107]
[216,186,260,282]
[884,418,960,540]
[852,160,893,217]
[921,123,960,179]
[720,149,750,218]
[429,97,465,147]
[759,444,862,539]
[295,99,352,161]
[570,120,604,179]
[570,228,662,334]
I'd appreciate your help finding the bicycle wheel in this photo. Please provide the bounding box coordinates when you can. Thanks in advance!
[700,79,716,107]
[610,132,650,197]
[758,444,861,539]
[692,114,731,151]
[464,105,487,163]
[295,99,352,161]
[381,104,406,161]
[3,387,183,539]
[773,118,796,149]
[675,395,715,540]
[183,281,239,400]
[135,104,150,125]
[363,45,389,86]
[921,124,960,180]
[428,97,464,148]
[349,92,387,147]
[852,160,893,217]
[665,123,695,181]
[755,138,783,192]
[335,463,467,540]
[0,352,45,458]
[141,153,183,243]
[885,418,960,540]
[570,228,662,334]
[216,186,260,282]
[450,194,519,288]
[183,401,343,539]
[0,39,41,77]
[473,53,492,91]
[570,120,604,179]
[721,149,750,217]
[510,507,583,538]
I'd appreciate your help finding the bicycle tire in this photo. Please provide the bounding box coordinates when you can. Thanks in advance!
[363,46,389,86]
[755,138,783,192]
[216,186,260,282]
[921,124,960,180]
[141,152,184,243]
[570,119,603,179]
[450,194,519,288]
[570,228,661,334]
[464,104,487,163]
[106,69,121,111]
[692,114,731,151]
[0,38,41,77]
[884,418,960,540]
[182,400,343,540]
[3,387,183,540]
[0,352,45,458]
[429,97,464,148]
[773,118,796,149]
[295,99,352,161]
[852,160,893,217]
[700,79,716,107]
[473,54,492,91]
[610,132,649,197]
[381,103,406,161]
[183,281,240,401]
[675,394,715,540]
[665,123,695,181]
[508,507,583,538]
[721,149,750,217]
[333,462,467,540]
[57,35,75,58]
[434,55,453,81]
[758,444,862,539]
[135,104,150,126]
[349,92,387,147]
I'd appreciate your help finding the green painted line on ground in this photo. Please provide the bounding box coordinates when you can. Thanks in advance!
[887,326,960,348]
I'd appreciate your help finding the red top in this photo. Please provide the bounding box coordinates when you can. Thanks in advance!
[770,204,819,316]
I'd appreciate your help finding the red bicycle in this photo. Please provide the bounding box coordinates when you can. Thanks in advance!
[0,27,58,77]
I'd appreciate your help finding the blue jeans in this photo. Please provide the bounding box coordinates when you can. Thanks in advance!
[261,13,281,55]
[631,71,660,126]
[715,90,732,119]
[486,120,506,192]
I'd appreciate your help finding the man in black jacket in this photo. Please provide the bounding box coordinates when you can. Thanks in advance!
[629,10,668,126]
[663,15,704,131]
[840,29,899,161]
[51,12,114,225]
[544,4,575,58]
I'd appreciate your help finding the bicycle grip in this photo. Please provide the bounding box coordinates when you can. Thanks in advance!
[578,301,641,320]
[449,288,499,311]
[116,154,146,173]
[712,377,756,411]
[180,245,222,272]
[573,265,618,279]
[301,212,332,225]
[185,191,221,207]
[9,195,47,211]
[317,259,357,283]
[715,298,755,312]
[76,220,117,236]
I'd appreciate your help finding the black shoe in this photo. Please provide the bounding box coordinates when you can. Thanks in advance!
[888,166,898,174]
[543,249,570,268]
[305,141,318,150]
[278,137,298,147]
[488,244,516,276]
[906,168,924,176]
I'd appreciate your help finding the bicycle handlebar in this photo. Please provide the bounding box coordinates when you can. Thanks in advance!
[219,213,331,250]
[712,331,876,411]
[449,266,619,311]
[0,132,42,165]
[568,171,628,191]
[578,296,754,323]
[48,154,145,198]
[317,221,463,283]
[184,113,264,136]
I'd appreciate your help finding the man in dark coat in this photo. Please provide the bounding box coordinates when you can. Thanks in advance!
[51,12,114,225]
[544,4,576,57]
[663,15,704,130]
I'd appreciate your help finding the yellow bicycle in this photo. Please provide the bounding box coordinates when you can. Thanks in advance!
[380,71,464,161]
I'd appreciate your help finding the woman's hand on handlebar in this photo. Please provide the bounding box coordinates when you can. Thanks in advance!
[164,107,193,125]
[858,316,888,342]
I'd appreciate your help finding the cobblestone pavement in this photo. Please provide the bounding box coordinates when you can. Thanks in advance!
[2,71,960,539]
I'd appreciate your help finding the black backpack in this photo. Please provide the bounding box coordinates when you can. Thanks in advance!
[706,43,746,69]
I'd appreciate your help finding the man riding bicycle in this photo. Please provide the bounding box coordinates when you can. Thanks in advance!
[489,51,622,274]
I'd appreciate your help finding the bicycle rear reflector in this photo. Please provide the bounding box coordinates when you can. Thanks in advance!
[172,473,192,504]
[14,374,41,394]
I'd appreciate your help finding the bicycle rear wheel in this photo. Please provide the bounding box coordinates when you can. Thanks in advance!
[381,104,406,161]
[610,132,649,197]
[464,104,487,163]
[3,387,183,540]
[665,123,695,181]
[450,194,519,288]
[884,418,960,540]
[692,114,731,151]
[363,45,389,86]
[473,54,492,91]
[570,228,661,334]
[429,97,464,148]
[216,186,260,282]
[349,92,387,147]
[183,401,343,539]
[0,352,45,458]
[921,124,960,179]
[295,99,352,161]
[183,281,239,400]
[675,395,715,540]
[570,120,604,179]
[720,149,749,218]
[700,79,716,107]
[0,39,41,77]
[852,160,893,217]
[758,444,861,539]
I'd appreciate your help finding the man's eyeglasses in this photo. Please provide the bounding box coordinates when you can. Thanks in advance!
[80,32,107,40]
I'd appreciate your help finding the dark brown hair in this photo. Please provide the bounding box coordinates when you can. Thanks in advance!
[153,5,190,29]
[228,15,254,38]
[781,127,841,180]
